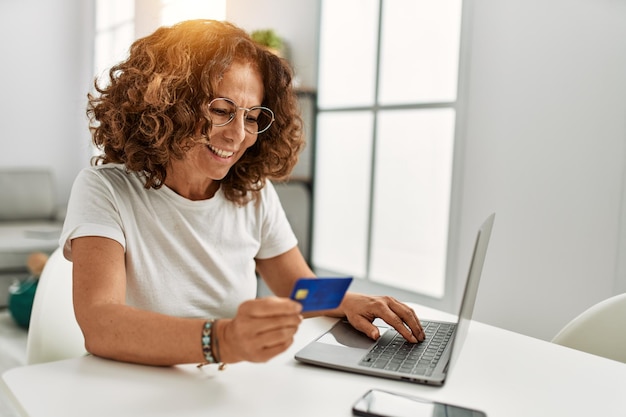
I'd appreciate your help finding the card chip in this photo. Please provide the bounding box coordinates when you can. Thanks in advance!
[294,289,309,300]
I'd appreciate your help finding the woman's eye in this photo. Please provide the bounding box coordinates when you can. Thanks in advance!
[211,108,229,116]
[246,110,262,123]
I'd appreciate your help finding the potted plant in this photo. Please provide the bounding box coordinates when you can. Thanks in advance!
[250,29,286,58]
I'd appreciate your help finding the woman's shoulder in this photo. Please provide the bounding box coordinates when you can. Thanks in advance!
[255,180,286,214]
[261,179,277,194]
[257,179,280,204]
[72,164,148,197]
[77,164,141,184]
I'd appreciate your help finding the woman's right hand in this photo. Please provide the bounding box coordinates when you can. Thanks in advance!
[215,297,303,364]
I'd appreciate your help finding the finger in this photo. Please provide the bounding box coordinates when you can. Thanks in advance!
[383,313,419,343]
[388,301,425,342]
[249,314,303,338]
[236,324,299,362]
[255,325,300,349]
[238,297,302,318]
[223,313,301,362]
[371,298,420,343]
[249,338,294,363]
[349,315,382,340]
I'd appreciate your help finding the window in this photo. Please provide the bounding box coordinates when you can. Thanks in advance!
[94,0,135,79]
[312,0,463,299]
[92,1,226,159]
[94,0,225,79]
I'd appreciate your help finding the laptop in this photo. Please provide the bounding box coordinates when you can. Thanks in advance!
[294,213,495,386]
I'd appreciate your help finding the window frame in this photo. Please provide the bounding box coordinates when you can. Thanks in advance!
[312,0,472,313]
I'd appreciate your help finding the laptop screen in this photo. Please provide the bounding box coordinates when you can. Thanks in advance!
[447,213,495,372]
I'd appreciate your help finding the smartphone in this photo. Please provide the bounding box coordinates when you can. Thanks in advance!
[352,389,487,417]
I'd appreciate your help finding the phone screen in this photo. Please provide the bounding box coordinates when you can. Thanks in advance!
[352,389,487,417]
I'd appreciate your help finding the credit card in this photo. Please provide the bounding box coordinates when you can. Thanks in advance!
[289,277,353,312]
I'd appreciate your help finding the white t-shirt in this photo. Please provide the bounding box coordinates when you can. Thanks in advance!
[60,164,297,319]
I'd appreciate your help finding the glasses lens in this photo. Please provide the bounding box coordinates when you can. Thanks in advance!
[208,98,236,127]
[208,98,274,134]
[245,107,274,134]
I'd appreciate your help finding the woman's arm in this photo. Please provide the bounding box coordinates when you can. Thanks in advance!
[256,246,425,344]
[71,236,206,365]
[72,236,303,366]
[256,246,315,297]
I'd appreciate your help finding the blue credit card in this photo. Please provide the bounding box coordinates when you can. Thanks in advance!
[289,277,353,312]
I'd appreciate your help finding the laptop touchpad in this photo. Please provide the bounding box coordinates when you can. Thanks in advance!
[317,321,388,349]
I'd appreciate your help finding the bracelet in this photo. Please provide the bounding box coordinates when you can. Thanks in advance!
[197,319,226,370]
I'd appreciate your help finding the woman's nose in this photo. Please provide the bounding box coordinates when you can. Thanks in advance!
[222,112,247,142]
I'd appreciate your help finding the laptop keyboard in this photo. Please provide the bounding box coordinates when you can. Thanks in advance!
[358,321,456,376]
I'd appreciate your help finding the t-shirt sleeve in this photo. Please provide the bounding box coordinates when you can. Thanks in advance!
[255,181,298,259]
[59,168,126,261]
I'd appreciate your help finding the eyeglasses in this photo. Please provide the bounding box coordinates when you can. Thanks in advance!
[207,97,275,134]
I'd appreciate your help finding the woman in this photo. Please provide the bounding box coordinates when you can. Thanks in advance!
[61,19,424,367]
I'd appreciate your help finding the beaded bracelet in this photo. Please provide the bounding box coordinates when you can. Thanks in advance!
[197,319,226,370]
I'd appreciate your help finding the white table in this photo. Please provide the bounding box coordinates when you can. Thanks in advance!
[2,305,626,417]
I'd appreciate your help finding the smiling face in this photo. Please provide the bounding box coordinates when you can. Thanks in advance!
[165,61,265,200]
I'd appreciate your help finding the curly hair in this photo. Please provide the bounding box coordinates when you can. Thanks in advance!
[87,19,304,205]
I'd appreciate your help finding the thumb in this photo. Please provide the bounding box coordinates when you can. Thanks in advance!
[349,316,381,340]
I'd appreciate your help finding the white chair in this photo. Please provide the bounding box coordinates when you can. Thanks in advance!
[26,247,86,364]
[552,293,626,364]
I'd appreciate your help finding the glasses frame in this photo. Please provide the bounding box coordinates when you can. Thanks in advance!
[207,97,275,135]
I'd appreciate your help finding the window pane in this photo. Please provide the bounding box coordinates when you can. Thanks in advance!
[369,109,455,298]
[378,0,462,104]
[94,22,134,78]
[96,0,134,31]
[312,112,374,277]
[317,0,379,109]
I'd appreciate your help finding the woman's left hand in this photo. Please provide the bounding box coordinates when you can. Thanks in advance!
[336,293,426,343]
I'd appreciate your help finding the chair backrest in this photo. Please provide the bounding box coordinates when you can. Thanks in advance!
[552,293,626,364]
[26,247,86,364]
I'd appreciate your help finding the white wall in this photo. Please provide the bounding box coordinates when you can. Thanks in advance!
[456,0,626,340]
[226,0,320,89]
[0,0,94,206]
